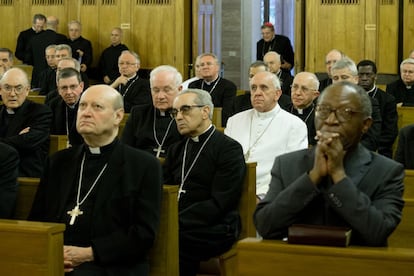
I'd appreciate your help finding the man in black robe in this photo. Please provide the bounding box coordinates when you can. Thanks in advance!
[29,84,162,275]
[67,20,93,74]
[121,65,183,157]
[98,27,129,84]
[0,142,19,218]
[48,67,84,146]
[15,13,46,63]
[163,88,245,276]
[111,50,151,112]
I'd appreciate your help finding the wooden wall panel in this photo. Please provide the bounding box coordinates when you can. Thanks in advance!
[0,1,17,50]
[377,0,399,73]
[306,0,365,73]
[403,0,414,58]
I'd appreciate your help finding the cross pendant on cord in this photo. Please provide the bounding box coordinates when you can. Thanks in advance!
[153,145,165,158]
[67,205,83,225]
[177,185,186,200]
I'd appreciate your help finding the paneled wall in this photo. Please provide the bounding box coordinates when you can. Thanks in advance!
[0,0,191,77]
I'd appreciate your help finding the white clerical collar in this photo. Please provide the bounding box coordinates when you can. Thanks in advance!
[190,124,213,142]
[297,108,303,115]
[6,108,15,114]
[204,76,219,85]
[367,85,376,93]
[253,104,279,119]
[88,147,101,154]
[128,74,137,81]
[159,110,166,116]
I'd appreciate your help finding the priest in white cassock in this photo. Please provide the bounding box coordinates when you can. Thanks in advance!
[225,71,308,202]
[29,85,162,276]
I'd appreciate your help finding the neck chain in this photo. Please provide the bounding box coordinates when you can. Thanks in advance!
[178,127,216,200]
[290,104,315,123]
[119,75,138,98]
[244,110,278,161]
[152,108,174,158]
[201,77,221,95]
[67,153,108,225]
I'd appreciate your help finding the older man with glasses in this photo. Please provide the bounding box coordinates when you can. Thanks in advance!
[0,68,52,177]
[163,88,245,276]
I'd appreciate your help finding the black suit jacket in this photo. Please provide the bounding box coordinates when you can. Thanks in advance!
[29,141,163,274]
[395,124,414,169]
[0,100,52,177]
[386,79,414,106]
[118,75,151,113]
[15,27,41,63]
[361,97,382,151]
[0,142,19,218]
[371,87,398,157]
[188,78,237,126]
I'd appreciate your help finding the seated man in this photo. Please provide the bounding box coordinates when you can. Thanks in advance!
[287,72,320,146]
[395,124,414,169]
[263,51,293,96]
[0,68,52,177]
[29,85,162,274]
[330,57,382,152]
[226,71,308,201]
[318,49,345,92]
[254,82,404,246]
[111,50,151,112]
[48,67,84,146]
[0,47,14,78]
[386,58,414,106]
[188,53,237,126]
[0,142,19,218]
[121,65,183,158]
[163,89,245,275]
[357,59,398,158]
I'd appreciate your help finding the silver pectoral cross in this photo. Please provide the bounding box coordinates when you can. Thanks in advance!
[177,185,186,201]
[153,145,165,158]
[67,205,83,225]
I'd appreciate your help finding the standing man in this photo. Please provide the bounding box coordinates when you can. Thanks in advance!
[0,68,52,177]
[29,85,163,275]
[98,27,129,84]
[254,82,404,246]
[357,60,398,158]
[319,49,345,92]
[0,142,19,219]
[111,50,151,112]
[122,65,183,157]
[0,48,14,78]
[386,58,414,106]
[330,57,382,152]
[163,89,245,275]
[15,13,46,63]
[226,71,307,201]
[48,67,84,146]
[288,72,320,146]
[256,22,294,71]
[38,44,57,95]
[263,51,293,96]
[188,53,237,126]
[67,20,93,73]
[26,15,67,88]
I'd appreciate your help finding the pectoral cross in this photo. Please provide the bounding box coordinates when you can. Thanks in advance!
[177,185,186,201]
[153,145,165,158]
[244,150,250,161]
[67,205,83,225]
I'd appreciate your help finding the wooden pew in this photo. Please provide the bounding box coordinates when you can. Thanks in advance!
[0,219,65,276]
[198,162,257,275]
[149,185,179,276]
[118,113,130,138]
[404,169,414,198]
[27,95,46,104]
[49,134,69,155]
[236,237,414,276]
[212,107,222,128]
[397,106,414,130]
[14,177,40,220]
[388,198,414,248]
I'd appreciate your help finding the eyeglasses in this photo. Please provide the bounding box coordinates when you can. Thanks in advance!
[118,62,137,66]
[2,84,27,94]
[291,84,315,94]
[170,105,204,118]
[58,84,80,92]
[315,104,363,122]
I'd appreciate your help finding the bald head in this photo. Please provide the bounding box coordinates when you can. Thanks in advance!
[263,51,281,74]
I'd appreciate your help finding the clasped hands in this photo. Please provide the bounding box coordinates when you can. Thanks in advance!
[63,245,94,272]
[309,130,347,185]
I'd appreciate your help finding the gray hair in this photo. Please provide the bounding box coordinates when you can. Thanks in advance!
[56,44,73,56]
[400,58,414,68]
[179,89,214,119]
[58,57,81,72]
[150,65,183,88]
[331,57,358,76]
[120,50,140,64]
